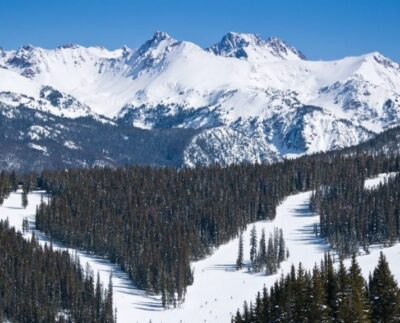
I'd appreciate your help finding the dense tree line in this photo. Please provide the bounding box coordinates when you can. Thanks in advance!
[311,171,400,257]
[237,227,287,275]
[233,253,400,323]
[0,170,17,204]
[33,153,400,306]
[0,220,115,323]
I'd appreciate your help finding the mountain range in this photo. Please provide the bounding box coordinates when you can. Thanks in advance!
[1,31,399,170]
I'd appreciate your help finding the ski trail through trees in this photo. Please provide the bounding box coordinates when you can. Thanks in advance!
[1,188,400,322]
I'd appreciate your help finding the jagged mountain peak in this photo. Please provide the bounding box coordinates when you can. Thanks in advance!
[207,32,264,59]
[1,32,399,168]
[265,36,306,60]
[152,31,173,41]
[137,31,178,53]
[208,32,305,61]
[220,32,264,47]
[57,43,82,50]
[20,44,38,51]
[363,51,399,70]
[127,31,187,77]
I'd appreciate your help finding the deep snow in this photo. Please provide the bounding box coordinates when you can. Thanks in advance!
[0,184,399,323]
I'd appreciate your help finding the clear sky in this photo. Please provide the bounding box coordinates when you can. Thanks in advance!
[0,0,399,61]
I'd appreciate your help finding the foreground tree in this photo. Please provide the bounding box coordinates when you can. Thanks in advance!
[369,252,400,322]
[0,220,115,322]
[233,254,400,323]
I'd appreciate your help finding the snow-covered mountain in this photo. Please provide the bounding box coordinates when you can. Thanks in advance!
[207,32,306,61]
[1,32,399,167]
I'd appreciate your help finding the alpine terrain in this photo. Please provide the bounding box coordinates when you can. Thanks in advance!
[1,31,400,170]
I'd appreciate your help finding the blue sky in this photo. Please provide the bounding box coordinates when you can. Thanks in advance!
[0,0,399,61]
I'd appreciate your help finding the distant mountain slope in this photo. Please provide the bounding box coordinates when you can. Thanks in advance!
[339,125,400,156]
[0,104,196,171]
[1,31,399,167]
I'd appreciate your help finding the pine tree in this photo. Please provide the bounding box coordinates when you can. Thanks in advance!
[0,221,114,322]
[234,309,243,323]
[278,229,286,264]
[95,273,102,319]
[257,229,267,271]
[266,234,276,275]
[104,274,114,323]
[21,190,28,209]
[309,265,329,322]
[254,291,264,322]
[236,232,244,270]
[294,263,307,321]
[370,252,400,322]
[337,260,353,322]
[348,254,370,322]
[243,301,250,321]
[249,225,257,267]
[325,253,338,319]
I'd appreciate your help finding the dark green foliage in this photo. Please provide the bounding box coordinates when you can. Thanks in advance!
[0,171,14,205]
[242,227,287,274]
[264,228,286,275]
[249,225,257,266]
[31,151,400,306]
[369,253,400,322]
[0,105,197,172]
[311,169,400,257]
[233,254,400,323]
[21,189,28,208]
[256,229,266,271]
[0,220,115,323]
[347,255,370,322]
[35,163,305,306]
[236,232,244,270]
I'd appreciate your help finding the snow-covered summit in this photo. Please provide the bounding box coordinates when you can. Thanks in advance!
[266,36,306,60]
[208,32,306,61]
[1,31,400,166]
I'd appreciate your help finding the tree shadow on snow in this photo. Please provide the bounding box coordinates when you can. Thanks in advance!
[206,264,237,272]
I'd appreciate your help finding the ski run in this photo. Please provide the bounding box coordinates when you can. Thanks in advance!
[0,175,399,323]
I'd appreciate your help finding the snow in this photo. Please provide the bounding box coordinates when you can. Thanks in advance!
[63,140,80,150]
[27,125,51,140]
[2,33,400,165]
[0,191,139,322]
[1,173,400,322]
[0,67,40,97]
[2,34,399,129]
[364,172,398,189]
[207,32,305,62]
[28,143,48,154]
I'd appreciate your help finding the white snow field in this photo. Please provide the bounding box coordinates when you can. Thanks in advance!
[0,184,400,322]
[364,172,398,189]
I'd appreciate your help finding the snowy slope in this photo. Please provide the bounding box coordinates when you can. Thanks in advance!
[2,32,400,165]
[0,190,141,322]
[0,67,107,120]
[364,172,398,189]
[2,174,400,323]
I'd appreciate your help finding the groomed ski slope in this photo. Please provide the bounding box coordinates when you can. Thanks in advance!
[0,191,138,322]
[0,182,399,323]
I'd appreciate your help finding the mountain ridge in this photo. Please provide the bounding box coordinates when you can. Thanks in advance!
[1,31,399,167]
